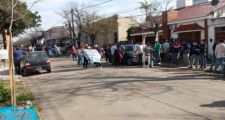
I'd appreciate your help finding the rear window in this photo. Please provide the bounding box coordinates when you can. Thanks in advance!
[27,52,48,60]
[125,46,134,52]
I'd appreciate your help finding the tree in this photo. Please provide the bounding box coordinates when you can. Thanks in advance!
[83,15,118,46]
[0,0,41,48]
[1,0,41,106]
[127,26,141,41]
[60,2,118,47]
[60,2,93,47]
[211,0,219,6]
[139,0,171,42]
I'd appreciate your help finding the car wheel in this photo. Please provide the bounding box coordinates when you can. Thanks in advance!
[127,59,132,66]
[47,69,51,73]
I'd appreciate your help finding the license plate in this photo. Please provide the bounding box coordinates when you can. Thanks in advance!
[37,67,42,70]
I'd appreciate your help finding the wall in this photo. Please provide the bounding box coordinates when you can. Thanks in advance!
[117,17,138,42]
[177,0,193,8]
[193,0,211,5]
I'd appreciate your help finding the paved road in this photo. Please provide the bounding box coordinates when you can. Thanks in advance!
[24,58,225,120]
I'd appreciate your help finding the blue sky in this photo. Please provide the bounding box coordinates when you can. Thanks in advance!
[30,0,176,30]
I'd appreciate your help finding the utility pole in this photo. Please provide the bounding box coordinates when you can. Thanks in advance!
[70,8,77,47]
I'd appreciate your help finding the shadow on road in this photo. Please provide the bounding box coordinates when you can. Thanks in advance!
[200,100,225,108]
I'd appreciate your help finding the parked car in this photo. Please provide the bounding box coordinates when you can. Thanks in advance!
[21,51,51,76]
[124,44,141,65]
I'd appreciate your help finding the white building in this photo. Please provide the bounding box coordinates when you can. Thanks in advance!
[177,0,212,8]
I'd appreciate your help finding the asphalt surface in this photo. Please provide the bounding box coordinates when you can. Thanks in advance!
[24,58,225,120]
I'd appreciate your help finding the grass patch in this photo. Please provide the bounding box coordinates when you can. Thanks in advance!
[0,81,41,112]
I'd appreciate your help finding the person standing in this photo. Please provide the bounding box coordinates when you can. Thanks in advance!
[13,47,23,74]
[154,41,162,65]
[104,45,111,64]
[111,44,117,66]
[214,39,225,76]
[77,47,83,65]
[199,40,207,69]
[144,44,154,68]
[182,41,190,67]
[210,41,217,71]
[162,40,170,61]
[172,40,181,65]
[189,41,200,69]
[70,46,77,61]
[138,43,144,67]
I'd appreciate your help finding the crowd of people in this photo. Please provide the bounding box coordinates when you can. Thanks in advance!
[9,38,225,76]
[67,38,224,77]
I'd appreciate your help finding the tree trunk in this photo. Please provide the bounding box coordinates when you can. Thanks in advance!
[155,31,159,42]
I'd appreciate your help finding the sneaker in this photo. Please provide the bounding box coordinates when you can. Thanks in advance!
[188,66,193,69]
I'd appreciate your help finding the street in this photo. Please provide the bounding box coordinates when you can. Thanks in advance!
[25,58,225,120]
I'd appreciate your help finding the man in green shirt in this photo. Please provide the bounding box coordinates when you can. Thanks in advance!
[154,41,162,65]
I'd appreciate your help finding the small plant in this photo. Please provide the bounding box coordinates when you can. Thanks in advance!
[0,81,11,106]
[17,92,35,102]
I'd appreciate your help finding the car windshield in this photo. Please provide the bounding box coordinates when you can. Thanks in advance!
[125,46,134,52]
[27,52,48,60]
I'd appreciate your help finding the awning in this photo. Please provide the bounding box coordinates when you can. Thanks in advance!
[131,30,163,36]
[174,23,204,33]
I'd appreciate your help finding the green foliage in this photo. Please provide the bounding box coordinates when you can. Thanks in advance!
[127,26,141,41]
[17,92,35,102]
[0,0,41,36]
[0,81,11,105]
[0,81,35,107]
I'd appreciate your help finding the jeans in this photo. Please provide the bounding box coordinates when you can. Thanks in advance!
[183,53,190,66]
[210,56,217,70]
[83,56,88,68]
[190,54,199,68]
[200,54,207,68]
[146,55,153,67]
[78,54,84,65]
[14,60,21,74]
[172,53,180,65]
[214,57,224,75]
[138,53,143,66]
[155,53,161,64]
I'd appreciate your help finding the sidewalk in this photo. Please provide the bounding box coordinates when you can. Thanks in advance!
[0,67,22,81]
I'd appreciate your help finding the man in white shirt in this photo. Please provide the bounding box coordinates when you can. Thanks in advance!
[214,39,225,76]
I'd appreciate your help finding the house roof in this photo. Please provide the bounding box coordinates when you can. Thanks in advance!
[174,23,204,33]
[168,0,225,23]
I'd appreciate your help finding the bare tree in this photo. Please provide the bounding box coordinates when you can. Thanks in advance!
[139,0,172,41]
[60,2,117,47]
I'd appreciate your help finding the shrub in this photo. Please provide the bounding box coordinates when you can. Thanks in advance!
[0,82,11,105]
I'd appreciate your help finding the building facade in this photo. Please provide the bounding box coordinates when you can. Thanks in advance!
[94,15,138,47]
[167,0,225,55]
[130,0,225,56]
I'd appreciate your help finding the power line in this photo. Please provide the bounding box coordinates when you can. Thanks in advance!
[102,0,176,17]
[86,0,113,8]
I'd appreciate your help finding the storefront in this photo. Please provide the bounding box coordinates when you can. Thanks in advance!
[130,30,164,44]
[171,23,205,42]
[208,17,225,55]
